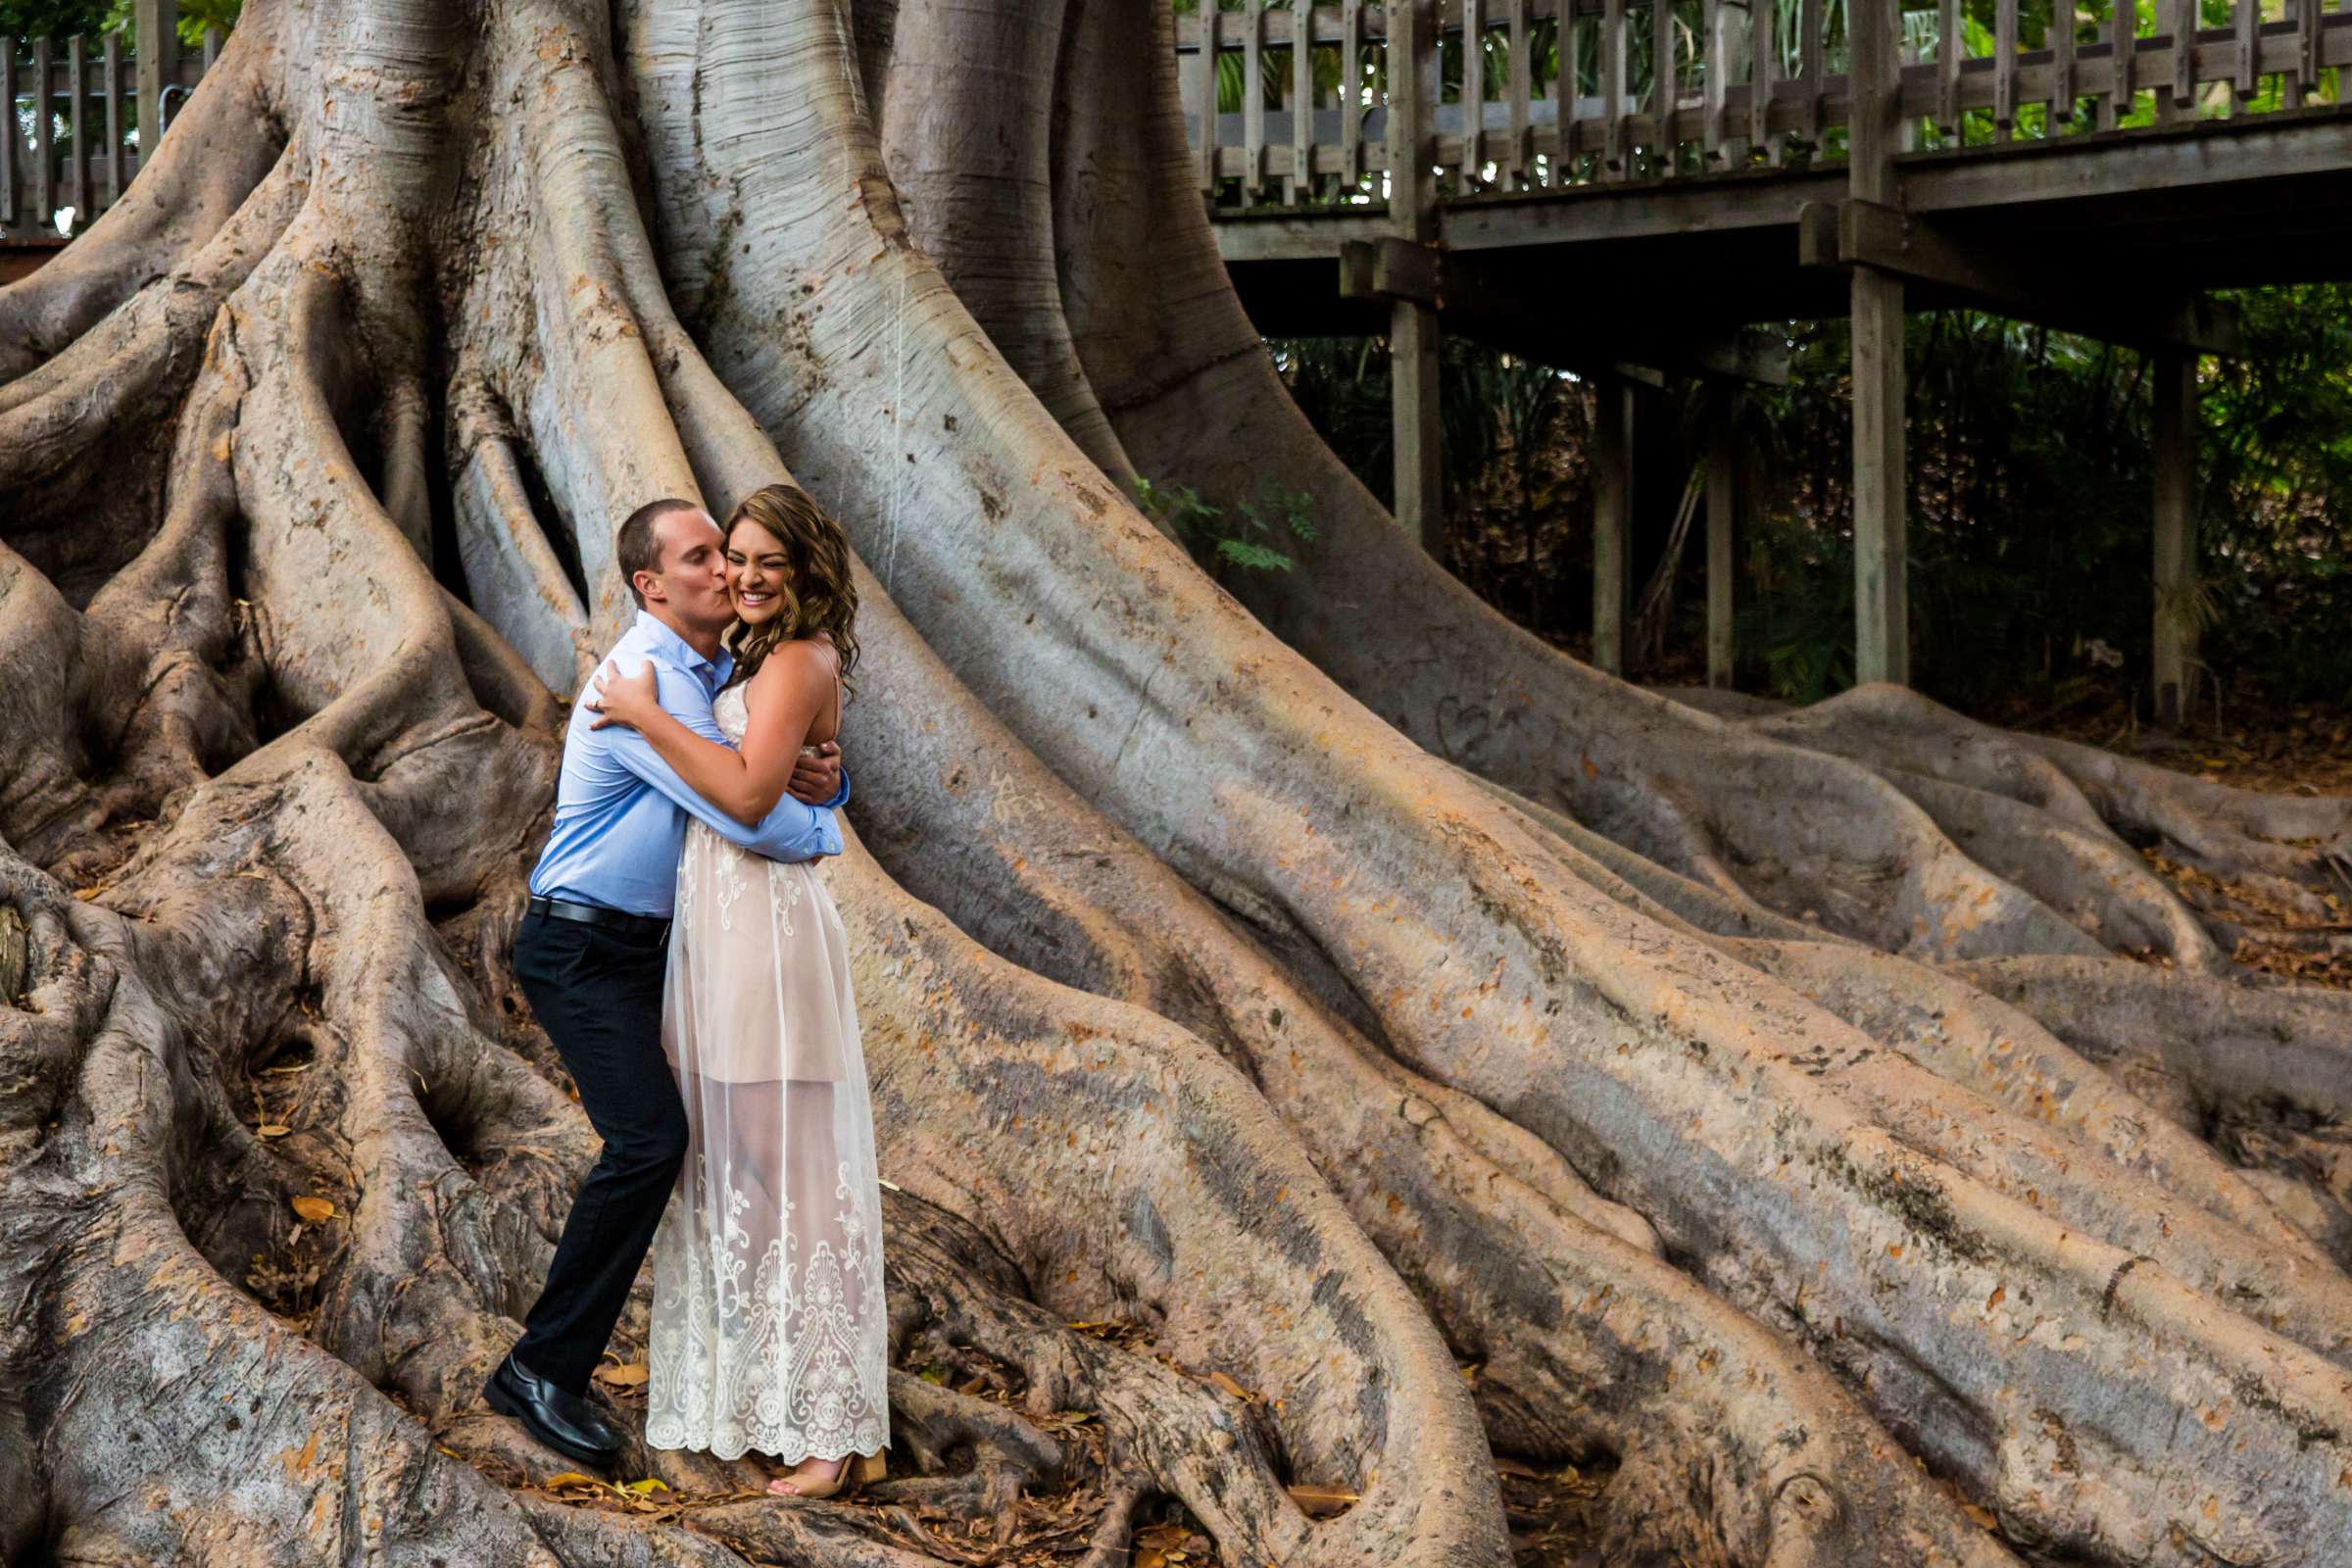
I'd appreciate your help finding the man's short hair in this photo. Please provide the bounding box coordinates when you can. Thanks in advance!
[615,498,703,609]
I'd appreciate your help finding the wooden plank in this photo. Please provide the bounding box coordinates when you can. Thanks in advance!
[2234,0,2259,100]
[1388,0,1443,553]
[1245,2,1267,200]
[1390,0,1436,237]
[1292,0,1315,202]
[1394,296,1446,554]
[1198,6,1220,194]
[1342,0,1365,182]
[104,33,123,210]
[2294,0,2321,101]
[2104,0,2133,127]
[1705,386,1737,689]
[69,35,88,228]
[135,0,171,152]
[33,37,54,232]
[1506,0,1531,182]
[2051,0,2076,131]
[1602,0,1627,173]
[1554,0,1581,179]
[1463,0,1488,184]
[1994,0,2018,127]
[2151,346,2198,725]
[1652,0,1675,172]
[1591,374,1633,674]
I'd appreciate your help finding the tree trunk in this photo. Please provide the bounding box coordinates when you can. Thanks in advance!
[1,2,2346,1566]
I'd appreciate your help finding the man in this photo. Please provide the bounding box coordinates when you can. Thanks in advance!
[482,497,849,1467]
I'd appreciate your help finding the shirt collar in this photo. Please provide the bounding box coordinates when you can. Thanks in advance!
[634,609,735,688]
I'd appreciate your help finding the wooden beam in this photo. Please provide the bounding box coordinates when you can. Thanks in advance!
[1849,0,1908,688]
[2151,346,2199,726]
[1341,236,1789,384]
[1592,374,1633,674]
[1802,197,2245,355]
[1387,1,1445,557]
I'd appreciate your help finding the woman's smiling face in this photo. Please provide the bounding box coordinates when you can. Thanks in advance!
[725,518,792,627]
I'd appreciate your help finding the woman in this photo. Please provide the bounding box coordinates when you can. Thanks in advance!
[586,483,889,1498]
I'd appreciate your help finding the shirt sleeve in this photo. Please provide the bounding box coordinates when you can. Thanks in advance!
[606,662,844,862]
[823,765,851,811]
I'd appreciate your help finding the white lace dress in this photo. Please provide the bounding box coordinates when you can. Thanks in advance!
[644,683,889,1464]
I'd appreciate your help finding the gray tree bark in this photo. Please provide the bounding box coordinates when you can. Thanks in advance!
[1,2,2347,1566]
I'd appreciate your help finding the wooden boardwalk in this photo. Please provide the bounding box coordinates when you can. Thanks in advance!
[1183,1,2352,705]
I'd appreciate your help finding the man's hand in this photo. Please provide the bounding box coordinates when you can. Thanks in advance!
[788,741,843,806]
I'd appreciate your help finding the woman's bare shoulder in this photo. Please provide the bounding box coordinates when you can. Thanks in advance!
[746,638,839,701]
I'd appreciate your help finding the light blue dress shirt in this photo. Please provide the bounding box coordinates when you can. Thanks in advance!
[528,611,848,918]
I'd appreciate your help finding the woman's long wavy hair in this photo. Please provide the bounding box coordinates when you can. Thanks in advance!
[720,484,861,696]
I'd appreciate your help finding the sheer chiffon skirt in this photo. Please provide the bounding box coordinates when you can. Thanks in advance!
[644,821,890,1463]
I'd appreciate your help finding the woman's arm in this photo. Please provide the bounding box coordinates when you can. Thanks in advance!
[588,657,819,825]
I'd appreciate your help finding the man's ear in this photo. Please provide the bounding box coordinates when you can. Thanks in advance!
[633,568,664,606]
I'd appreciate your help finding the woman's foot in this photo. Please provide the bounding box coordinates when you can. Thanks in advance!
[766,1450,886,1499]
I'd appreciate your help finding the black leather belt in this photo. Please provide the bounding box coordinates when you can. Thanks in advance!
[526,895,669,939]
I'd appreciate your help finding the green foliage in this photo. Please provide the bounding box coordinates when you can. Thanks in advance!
[1132,474,1319,581]
[2,0,235,45]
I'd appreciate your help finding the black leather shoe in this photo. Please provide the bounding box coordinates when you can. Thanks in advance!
[482,1354,625,1467]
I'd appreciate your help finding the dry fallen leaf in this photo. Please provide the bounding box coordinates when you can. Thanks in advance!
[1285,1483,1360,1517]
[541,1471,601,1490]
[290,1196,335,1223]
[257,1124,292,1140]
[1207,1370,1256,1402]
[594,1361,649,1389]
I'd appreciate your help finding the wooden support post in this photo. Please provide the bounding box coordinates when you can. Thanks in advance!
[104,33,124,211]
[2152,347,2200,726]
[32,38,54,231]
[1849,0,1907,686]
[1592,374,1634,675]
[1388,0,1445,557]
[134,0,176,159]
[1706,385,1739,689]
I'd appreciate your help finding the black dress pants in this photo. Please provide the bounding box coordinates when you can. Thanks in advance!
[510,908,686,1394]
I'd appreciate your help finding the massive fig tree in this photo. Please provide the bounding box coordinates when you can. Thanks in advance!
[4,1,2349,1564]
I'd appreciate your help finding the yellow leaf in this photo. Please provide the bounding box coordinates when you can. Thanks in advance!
[594,1361,649,1388]
[542,1472,600,1490]
[621,1477,668,1494]
[290,1196,335,1223]
[1207,1370,1255,1401]
[257,1125,292,1140]
[1961,1502,1999,1531]
[1285,1483,1360,1517]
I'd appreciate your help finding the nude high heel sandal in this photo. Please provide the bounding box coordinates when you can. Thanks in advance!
[769,1449,888,1499]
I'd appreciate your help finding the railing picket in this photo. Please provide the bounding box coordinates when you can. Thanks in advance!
[1702,0,1727,162]
[1506,0,1530,183]
[1602,0,1627,175]
[104,33,124,208]
[1,45,17,228]
[32,37,54,233]
[69,36,89,230]
[1463,0,1487,185]
[1340,0,1363,182]
[1937,0,1959,133]
[1557,0,1583,179]
[1290,0,1313,200]
[1244,1,1266,201]
[1749,0,1778,160]
[2104,0,2133,127]
[1196,11,1219,195]
[203,25,220,70]
[1652,0,1676,173]
[1798,0,1821,144]
[2174,0,2195,112]
[2051,0,2076,132]
[2233,0,2258,100]
[1994,0,2017,132]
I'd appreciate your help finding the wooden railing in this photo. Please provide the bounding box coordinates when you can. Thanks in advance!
[1178,0,2352,207]
[5,17,220,243]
